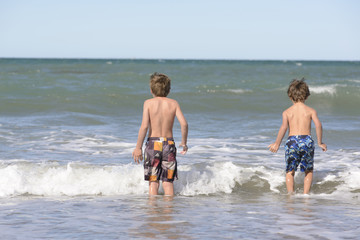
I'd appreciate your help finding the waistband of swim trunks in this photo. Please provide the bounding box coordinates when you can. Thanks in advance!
[147,137,174,142]
[287,135,312,139]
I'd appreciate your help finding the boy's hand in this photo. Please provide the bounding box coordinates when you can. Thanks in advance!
[132,148,143,163]
[319,143,327,152]
[179,143,188,155]
[268,143,279,153]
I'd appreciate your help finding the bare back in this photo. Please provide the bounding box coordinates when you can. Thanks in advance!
[145,97,178,138]
[285,102,315,136]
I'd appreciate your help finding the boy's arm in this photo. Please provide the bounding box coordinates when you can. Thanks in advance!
[312,109,327,152]
[132,101,150,163]
[175,103,188,154]
[268,111,288,153]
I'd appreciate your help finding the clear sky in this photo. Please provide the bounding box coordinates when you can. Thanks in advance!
[1,0,359,60]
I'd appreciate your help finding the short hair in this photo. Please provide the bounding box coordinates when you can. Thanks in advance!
[150,72,171,97]
[287,78,310,102]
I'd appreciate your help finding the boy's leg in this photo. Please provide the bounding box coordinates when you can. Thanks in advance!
[286,170,295,193]
[160,139,177,197]
[149,181,160,195]
[303,170,313,194]
[162,181,174,196]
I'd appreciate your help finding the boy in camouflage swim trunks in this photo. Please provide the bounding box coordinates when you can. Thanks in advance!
[132,73,188,196]
[268,79,327,194]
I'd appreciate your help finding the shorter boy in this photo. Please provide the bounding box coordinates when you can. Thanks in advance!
[132,72,188,196]
[268,79,327,194]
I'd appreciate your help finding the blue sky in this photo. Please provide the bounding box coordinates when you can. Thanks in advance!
[1,0,359,60]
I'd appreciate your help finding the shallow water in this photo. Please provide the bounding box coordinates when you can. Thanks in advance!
[1,193,359,239]
[0,59,359,238]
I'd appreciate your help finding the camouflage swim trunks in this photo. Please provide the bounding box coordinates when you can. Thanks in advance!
[144,137,177,182]
[285,135,315,172]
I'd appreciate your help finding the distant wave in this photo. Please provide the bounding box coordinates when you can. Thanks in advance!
[197,88,252,94]
[226,89,253,94]
[309,84,339,95]
[348,79,360,83]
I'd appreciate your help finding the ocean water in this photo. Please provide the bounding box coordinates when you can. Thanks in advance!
[0,58,359,239]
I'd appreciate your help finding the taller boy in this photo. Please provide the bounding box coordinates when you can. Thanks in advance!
[268,79,327,194]
[133,73,188,196]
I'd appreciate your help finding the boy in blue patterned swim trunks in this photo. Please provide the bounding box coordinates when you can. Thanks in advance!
[268,78,327,194]
[132,73,188,196]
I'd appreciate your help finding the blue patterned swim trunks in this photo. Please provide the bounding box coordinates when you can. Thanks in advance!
[285,135,315,172]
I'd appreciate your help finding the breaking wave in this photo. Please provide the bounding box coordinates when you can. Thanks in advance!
[0,160,358,198]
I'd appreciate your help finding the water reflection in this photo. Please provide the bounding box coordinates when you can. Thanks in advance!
[131,196,191,239]
[285,194,314,217]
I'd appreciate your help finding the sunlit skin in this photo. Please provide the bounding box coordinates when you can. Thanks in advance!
[133,90,188,196]
[269,99,327,194]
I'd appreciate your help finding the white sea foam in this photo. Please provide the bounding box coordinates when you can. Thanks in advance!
[0,161,281,197]
[0,159,358,198]
[0,162,147,197]
[197,87,252,94]
[176,163,284,195]
[348,79,360,83]
[188,137,271,156]
[0,127,135,163]
[55,136,134,155]
[309,84,339,95]
[338,168,360,192]
[226,89,253,94]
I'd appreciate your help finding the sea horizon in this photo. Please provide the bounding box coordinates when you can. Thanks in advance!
[1,57,359,62]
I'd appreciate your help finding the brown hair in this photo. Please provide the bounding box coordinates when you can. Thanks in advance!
[287,78,310,102]
[150,72,171,97]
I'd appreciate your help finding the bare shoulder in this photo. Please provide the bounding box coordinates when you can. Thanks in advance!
[165,98,180,106]
[165,97,178,103]
[144,98,153,106]
[283,106,293,115]
[309,107,319,119]
[304,104,317,114]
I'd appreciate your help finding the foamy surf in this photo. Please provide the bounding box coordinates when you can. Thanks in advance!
[0,160,358,198]
[0,162,146,197]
